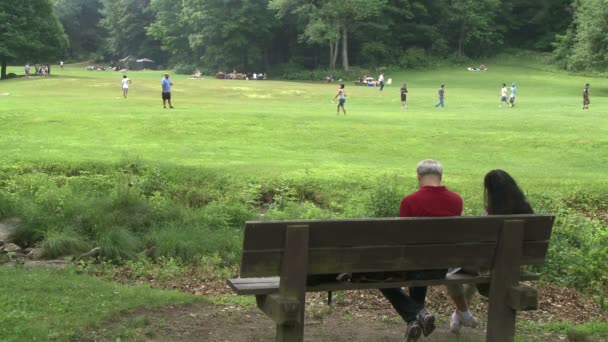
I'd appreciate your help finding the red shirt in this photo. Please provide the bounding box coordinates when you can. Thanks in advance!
[400,186,463,217]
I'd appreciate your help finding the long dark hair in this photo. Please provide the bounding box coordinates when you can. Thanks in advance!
[484,169,533,215]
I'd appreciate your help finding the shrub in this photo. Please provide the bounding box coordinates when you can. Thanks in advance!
[42,227,90,258]
[367,174,406,217]
[173,63,197,75]
[399,48,428,69]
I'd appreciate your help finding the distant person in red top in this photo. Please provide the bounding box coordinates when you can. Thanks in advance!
[381,159,463,342]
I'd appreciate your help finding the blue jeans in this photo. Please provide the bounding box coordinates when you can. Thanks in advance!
[379,269,447,322]
[435,98,444,107]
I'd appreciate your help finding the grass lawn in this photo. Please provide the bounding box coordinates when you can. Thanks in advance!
[0,61,607,197]
[0,266,199,341]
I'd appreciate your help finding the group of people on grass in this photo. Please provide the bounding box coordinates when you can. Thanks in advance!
[376,159,533,341]
[334,80,592,114]
[24,63,51,77]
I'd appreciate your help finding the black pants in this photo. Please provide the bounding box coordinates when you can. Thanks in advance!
[379,269,447,323]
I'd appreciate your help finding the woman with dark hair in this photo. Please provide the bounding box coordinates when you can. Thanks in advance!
[484,169,533,215]
[447,169,533,334]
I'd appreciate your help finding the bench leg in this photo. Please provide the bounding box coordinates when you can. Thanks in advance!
[276,312,304,342]
[486,220,524,342]
[275,225,309,342]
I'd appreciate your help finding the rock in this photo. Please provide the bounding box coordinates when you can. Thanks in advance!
[0,218,20,242]
[3,243,22,254]
[0,240,4,247]
[73,247,101,262]
[23,260,69,269]
[26,248,45,260]
[0,252,10,264]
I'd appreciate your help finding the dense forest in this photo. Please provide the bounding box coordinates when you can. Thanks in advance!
[3,0,608,76]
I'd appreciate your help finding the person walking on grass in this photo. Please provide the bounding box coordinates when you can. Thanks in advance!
[583,83,590,109]
[161,73,174,109]
[500,83,509,107]
[435,84,445,108]
[401,84,408,110]
[121,75,131,98]
[446,169,533,335]
[509,83,517,107]
[333,84,347,115]
[380,159,462,342]
[379,73,385,91]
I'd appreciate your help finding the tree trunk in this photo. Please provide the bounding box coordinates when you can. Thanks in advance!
[1,60,6,80]
[457,25,466,58]
[329,42,334,70]
[342,27,349,71]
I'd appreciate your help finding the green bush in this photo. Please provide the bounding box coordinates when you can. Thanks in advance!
[399,48,429,69]
[173,63,197,75]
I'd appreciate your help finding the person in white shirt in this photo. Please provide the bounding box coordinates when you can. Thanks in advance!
[499,83,508,107]
[122,75,132,98]
[253,73,257,80]
[60,61,64,70]
[379,73,385,91]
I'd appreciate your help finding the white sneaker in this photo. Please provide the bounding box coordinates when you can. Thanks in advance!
[449,312,462,334]
[460,313,479,329]
[449,311,479,334]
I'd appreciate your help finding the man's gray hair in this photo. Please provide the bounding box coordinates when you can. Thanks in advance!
[416,159,443,178]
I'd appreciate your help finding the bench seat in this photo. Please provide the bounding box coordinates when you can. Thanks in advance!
[228,271,540,295]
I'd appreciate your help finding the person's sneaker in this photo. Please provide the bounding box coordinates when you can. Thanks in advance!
[449,311,462,334]
[404,320,422,342]
[450,311,479,334]
[460,313,479,329]
[416,308,435,337]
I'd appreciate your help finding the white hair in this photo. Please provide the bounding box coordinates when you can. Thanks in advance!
[416,159,443,179]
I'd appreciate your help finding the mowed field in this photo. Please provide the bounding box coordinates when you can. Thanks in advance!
[0,62,607,194]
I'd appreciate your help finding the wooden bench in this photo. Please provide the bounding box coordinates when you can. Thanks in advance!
[227,214,555,342]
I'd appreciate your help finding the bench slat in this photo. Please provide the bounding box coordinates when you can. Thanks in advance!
[227,272,541,296]
[241,241,549,278]
[243,215,554,251]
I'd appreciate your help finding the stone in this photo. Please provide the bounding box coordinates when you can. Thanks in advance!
[0,218,20,242]
[0,252,10,264]
[26,248,45,260]
[0,240,4,247]
[3,243,22,254]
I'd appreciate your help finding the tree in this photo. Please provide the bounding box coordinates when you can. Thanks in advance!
[270,0,385,71]
[52,0,103,58]
[182,0,278,70]
[556,0,608,71]
[441,0,501,58]
[147,0,195,64]
[0,0,68,79]
[99,0,164,62]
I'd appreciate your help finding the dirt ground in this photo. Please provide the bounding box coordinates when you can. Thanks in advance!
[82,301,490,342]
[81,284,592,342]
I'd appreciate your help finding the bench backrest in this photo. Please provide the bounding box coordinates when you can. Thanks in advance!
[239,215,554,278]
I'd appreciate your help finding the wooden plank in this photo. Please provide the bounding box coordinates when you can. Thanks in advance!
[276,225,309,342]
[240,241,549,278]
[256,294,300,325]
[486,219,525,342]
[243,215,554,251]
[227,271,541,296]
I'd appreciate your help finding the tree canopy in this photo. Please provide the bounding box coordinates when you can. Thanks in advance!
[0,0,68,79]
[4,0,604,75]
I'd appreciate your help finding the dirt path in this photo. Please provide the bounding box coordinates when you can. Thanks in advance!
[79,280,605,341]
[83,301,491,342]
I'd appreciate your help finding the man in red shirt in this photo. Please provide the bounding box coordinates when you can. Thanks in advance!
[380,159,463,342]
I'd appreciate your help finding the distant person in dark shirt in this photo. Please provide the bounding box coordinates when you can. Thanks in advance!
[435,84,445,108]
[583,83,590,109]
[380,159,463,342]
[401,84,408,110]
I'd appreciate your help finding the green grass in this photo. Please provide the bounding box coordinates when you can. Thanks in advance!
[0,266,199,341]
[1,62,607,195]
